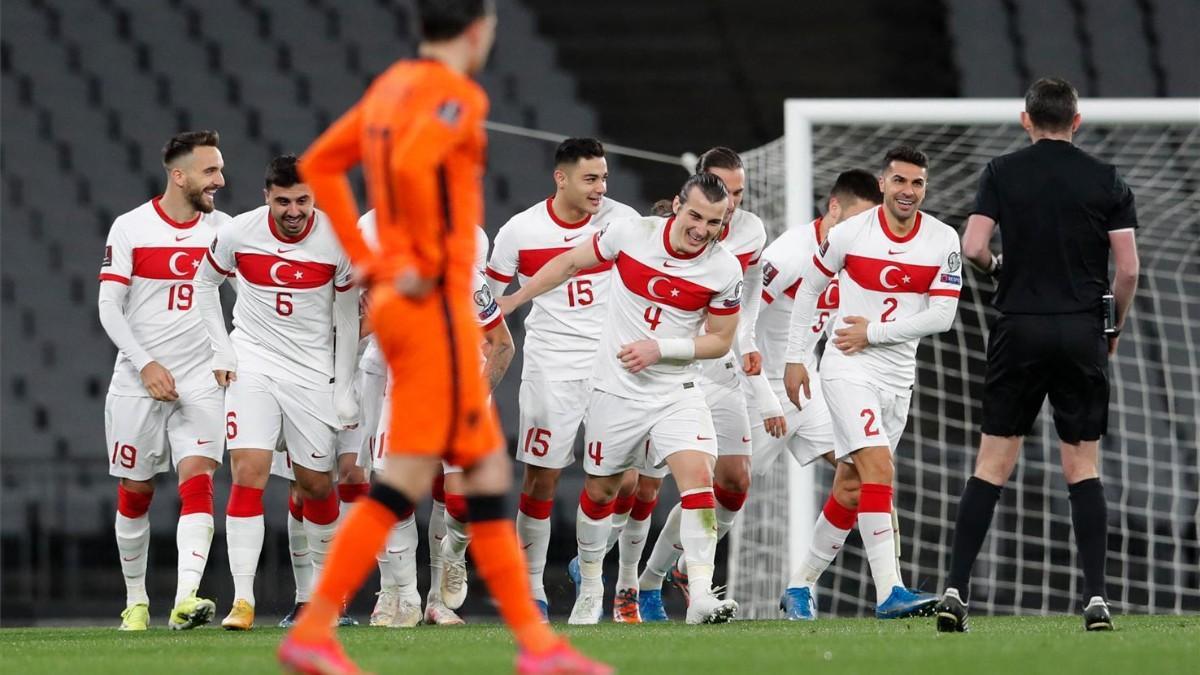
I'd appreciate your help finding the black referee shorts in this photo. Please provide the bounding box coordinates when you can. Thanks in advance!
[981,312,1109,443]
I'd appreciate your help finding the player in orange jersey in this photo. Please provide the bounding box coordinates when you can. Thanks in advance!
[277,2,608,674]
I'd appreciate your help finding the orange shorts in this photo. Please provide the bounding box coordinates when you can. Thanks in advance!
[369,285,504,469]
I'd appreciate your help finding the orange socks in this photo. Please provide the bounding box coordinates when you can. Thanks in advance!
[468,518,560,655]
[292,498,397,643]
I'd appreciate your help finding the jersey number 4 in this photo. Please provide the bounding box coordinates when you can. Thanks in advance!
[643,306,663,331]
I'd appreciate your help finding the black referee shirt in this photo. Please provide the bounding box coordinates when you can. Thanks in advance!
[972,139,1138,314]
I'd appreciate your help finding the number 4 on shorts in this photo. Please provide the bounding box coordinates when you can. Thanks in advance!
[587,441,603,466]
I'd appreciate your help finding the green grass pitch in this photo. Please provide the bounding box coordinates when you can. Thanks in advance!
[3,616,1197,674]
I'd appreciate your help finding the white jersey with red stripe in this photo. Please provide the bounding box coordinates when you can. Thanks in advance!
[758,218,839,378]
[204,205,353,390]
[100,197,231,395]
[591,215,743,401]
[791,206,962,393]
[487,197,639,381]
[699,208,767,387]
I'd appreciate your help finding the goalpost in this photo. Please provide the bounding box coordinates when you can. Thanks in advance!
[730,98,1200,619]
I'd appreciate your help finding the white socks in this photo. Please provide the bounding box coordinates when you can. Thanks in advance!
[678,489,718,596]
[385,516,420,603]
[789,511,852,589]
[115,513,150,607]
[576,495,614,594]
[426,501,447,603]
[640,502,682,591]
[226,515,264,606]
[618,513,652,590]
[442,511,470,560]
[174,513,213,606]
[286,511,313,603]
[515,501,552,604]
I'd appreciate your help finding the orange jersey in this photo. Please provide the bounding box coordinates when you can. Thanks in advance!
[299,59,489,290]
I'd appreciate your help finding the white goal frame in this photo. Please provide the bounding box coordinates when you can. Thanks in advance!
[779,97,1200,582]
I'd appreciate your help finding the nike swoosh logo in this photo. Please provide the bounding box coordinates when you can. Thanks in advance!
[522,542,533,550]
[291,552,308,558]
[563,233,586,242]
[887,249,905,255]
[741,436,752,443]
[311,453,329,459]
[191,551,207,560]
[831,544,842,550]
[121,555,141,562]
[672,544,684,551]
[386,548,404,554]
[662,260,685,268]
[873,528,892,536]
[196,440,213,446]
[434,535,445,541]
[696,435,713,441]
[631,539,643,546]
[277,247,296,254]
[176,234,193,242]
[320,538,334,544]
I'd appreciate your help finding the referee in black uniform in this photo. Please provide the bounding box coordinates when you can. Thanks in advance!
[935,78,1140,633]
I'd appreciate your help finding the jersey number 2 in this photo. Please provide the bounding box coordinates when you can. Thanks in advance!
[881,297,898,322]
[860,408,880,437]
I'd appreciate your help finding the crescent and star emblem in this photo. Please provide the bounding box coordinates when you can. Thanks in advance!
[647,275,673,299]
[269,260,293,286]
[166,249,189,276]
[879,265,901,289]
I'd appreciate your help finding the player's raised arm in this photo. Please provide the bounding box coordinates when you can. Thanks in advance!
[298,104,375,274]
[496,238,603,314]
[194,235,237,386]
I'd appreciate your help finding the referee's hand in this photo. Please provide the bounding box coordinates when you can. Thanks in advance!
[784,362,811,410]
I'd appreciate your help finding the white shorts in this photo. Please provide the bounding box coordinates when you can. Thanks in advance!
[641,379,751,479]
[335,368,387,470]
[822,377,911,460]
[371,390,462,477]
[583,388,717,477]
[105,386,225,481]
[515,379,591,469]
[226,372,337,474]
[748,377,835,475]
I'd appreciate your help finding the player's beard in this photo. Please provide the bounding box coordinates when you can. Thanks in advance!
[185,182,215,214]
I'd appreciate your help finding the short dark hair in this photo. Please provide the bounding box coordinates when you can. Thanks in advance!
[162,130,219,167]
[829,169,883,205]
[881,145,928,173]
[678,172,728,206]
[1025,77,1078,131]
[264,154,303,190]
[696,146,743,173]
[554,137,605,167]
[416,0,493,41]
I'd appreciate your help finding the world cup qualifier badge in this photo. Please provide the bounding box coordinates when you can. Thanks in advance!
[761,261,779,287]
[102,245,112,267]
[947,251,962,272]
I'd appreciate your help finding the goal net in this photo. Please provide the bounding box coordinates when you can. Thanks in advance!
[729,99,1200,618]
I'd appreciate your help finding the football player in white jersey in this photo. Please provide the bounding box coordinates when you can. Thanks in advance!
[749,170,884,620]
[99,131,229,631]
[630,147,774,622]
[485,138,638,617]
[499,173,743,626]
[784,147,962,619]
[194,155,359,630]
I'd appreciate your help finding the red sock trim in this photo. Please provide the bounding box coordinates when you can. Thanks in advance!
[613,493,636,516]
[303,491,340,525]
[631,497,658,521]
[431,472,446,504]
[518,493,553,520]
[117,484,153,518]
[680,489,715,510]
[337,482,369,504]
[445,493,468,522]
[859,483,893,514]
[178,474,213,516]
[226,485,265,518]
[578,491,615,520]
[713,484,748,512]
[287,494,304,521]
[822,494,858,529]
